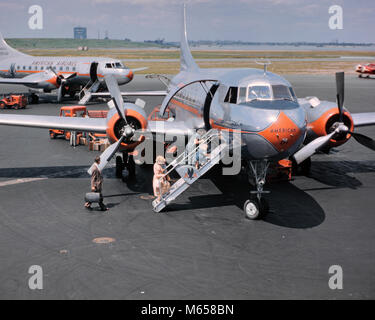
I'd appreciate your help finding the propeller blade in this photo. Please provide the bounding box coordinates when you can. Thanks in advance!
[87,136,125,175]
[350,132,375,151]
[57,85,63,102]
[293,131,336,165]
[104,74,126,123]
[66,72,77,80]
[335,72,345,122]
[48,67,58,77]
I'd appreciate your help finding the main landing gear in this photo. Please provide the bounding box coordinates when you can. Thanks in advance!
[116,151,136,180]
[244,160,270,220]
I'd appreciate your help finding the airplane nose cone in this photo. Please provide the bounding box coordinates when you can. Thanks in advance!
[242,111,305,160]
[125,70,134,81]
[258,111,303,153]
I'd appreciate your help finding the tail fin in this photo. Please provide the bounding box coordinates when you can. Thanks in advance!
[0,33,28,60]
[180,4,199,72]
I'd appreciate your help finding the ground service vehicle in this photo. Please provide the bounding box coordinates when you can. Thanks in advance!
[49,106,87,140]
[0,95,27,109]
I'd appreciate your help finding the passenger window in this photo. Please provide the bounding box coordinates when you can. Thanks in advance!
[23,66,26,70]
[41,66,44,70]
[224,87,238,104]
[106,63,112,68]
[59,67,63,71]
[29,66,32,70]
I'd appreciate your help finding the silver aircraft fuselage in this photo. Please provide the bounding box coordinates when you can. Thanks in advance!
[0,56,133,91]
[166,68,307,161]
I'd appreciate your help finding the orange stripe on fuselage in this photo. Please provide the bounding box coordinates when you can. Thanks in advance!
[14,70,104,77]
[170,98,201,117]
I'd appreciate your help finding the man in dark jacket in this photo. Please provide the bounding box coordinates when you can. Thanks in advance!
[85,156,108,211]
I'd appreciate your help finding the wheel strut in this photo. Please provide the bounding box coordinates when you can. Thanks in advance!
[244,160,270,220]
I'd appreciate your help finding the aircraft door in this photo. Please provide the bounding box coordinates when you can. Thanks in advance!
[203,83,219,130]
[9,63,16,77]
[90,62,98,82]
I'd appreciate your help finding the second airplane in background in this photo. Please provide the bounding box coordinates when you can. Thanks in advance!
[0,34,152,104]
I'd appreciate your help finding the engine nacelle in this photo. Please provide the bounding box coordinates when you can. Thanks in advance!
[106,103,148,150]
[299,97,354,147]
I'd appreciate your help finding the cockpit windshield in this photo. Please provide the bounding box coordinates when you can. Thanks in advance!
[229,83,297,104]
[105,62,127,69]
[115,62,126,69]
[247,85,271,101]
[272,85,293,100]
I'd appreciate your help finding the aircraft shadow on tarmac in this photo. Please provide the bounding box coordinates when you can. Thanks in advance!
[308,160,375,189]
[1,160,374,229]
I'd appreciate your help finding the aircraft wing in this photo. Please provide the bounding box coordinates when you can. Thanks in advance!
[91,91,167,98]
[0,71,55,85]
[146,120,194,136]
[0,114,107,133]
[352,113,375,127]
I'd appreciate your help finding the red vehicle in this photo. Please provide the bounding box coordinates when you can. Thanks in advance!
[356,63,375,77]
[0,95,28,109]
[49,106,87,140]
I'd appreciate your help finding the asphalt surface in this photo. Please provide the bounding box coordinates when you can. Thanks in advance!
[0,74,374,300]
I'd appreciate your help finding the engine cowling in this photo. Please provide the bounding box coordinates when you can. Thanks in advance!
[301,98,354,147]
[106,103,147,150]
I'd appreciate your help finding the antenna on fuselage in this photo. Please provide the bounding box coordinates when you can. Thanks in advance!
[255,59,272,76]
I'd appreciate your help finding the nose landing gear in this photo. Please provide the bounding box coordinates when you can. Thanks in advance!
[244,160,270,220]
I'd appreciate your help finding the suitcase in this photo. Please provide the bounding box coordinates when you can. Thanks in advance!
[85,192,102,203]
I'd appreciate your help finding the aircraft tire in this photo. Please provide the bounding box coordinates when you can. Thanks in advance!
[244,197,268,220]
[116,156,123,178]
[127,155,136,179]
[244,199,261,220]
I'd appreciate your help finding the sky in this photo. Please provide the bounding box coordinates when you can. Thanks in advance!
[0,0,374,42]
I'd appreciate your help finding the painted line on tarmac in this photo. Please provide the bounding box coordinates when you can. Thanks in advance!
[0,177,48,187]
[0,164,116,188]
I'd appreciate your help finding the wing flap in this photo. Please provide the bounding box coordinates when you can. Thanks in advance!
[147,120,194,136]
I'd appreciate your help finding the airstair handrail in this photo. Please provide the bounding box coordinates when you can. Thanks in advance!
[158,129,221,183]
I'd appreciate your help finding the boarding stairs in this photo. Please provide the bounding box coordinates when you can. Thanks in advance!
[78,80,101,105]
[152,129,229,213]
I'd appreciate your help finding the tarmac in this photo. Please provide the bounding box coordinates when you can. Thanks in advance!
[0,74,374,299]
